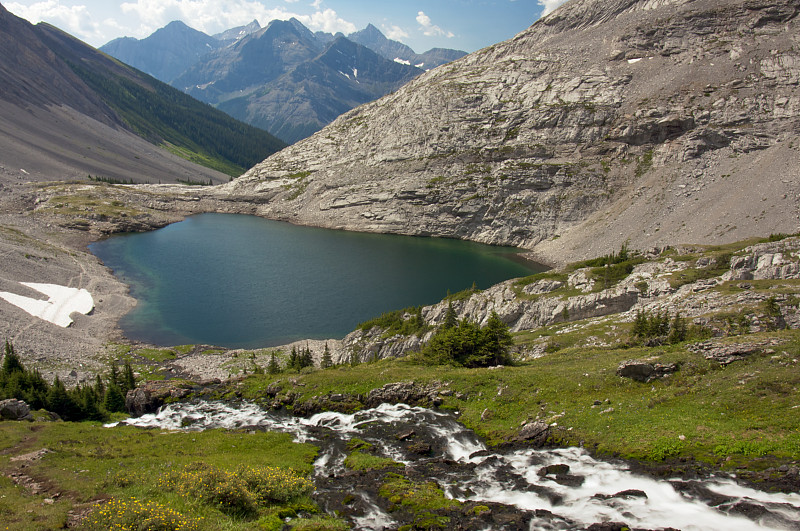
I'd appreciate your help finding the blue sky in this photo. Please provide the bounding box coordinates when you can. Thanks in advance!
[5,0,569,53]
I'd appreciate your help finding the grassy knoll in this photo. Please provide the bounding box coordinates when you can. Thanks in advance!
[0,421,326,530]
[234,326,800,474]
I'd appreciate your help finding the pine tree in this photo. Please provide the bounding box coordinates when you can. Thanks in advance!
[109,364,121,388]
[289,346,299,370]
[632,310,647,339]
[103,384,126,413]
[443,302,458,330]
[300,345,313,369]
[482,312,514,366]
[46,376,80,421]
[267,352,280,375]
[94,374,105,397]
[122,361,136,393]
[321,343,332,369]
[668,312,688,344]
[349,351,360,367]
[2,341,23,375]
[78,385,104,421]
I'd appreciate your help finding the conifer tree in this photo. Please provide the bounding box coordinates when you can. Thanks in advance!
[289,346,299,370]
[47,376,80,420]
[482,312,514,366]
[103,384,126,413]
[321,343,332,369]
[94,374,105,397]
[2,341,23,374]
[122,361,136,393]
[78,385,103,421]
[109,364,121,388]
[267,352,280,375]
[300,345,313,368]
[668,312,688,344]
[443,302,458,330]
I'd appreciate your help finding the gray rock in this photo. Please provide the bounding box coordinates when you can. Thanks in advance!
[125,381,192,417]
[617,359,679,382]
[514,420,550,446]
[364,381,446,408]
[0,399,33,421]
[687,340,782,366]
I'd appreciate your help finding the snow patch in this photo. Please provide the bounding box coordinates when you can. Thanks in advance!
[394,57,411,66]
[0,282,94,328]
[628,58,643,64]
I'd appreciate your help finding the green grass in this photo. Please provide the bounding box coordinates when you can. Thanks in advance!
[235,327,800,470]
[0,421,317,530]
[344,451,403,472]
[379,472,460,529]
[133,347,178,363]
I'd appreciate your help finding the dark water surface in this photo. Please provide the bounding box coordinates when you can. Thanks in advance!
[90,213,545,348]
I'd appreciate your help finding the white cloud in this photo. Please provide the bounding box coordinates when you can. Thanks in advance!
[538,0,569,16]
[118,0,355,39]
[416,10,453,38]
[300,8,356,34]
[310,0,323,8]
[383,24,409,42]
[6,1,108,43]
[7,0,353,46]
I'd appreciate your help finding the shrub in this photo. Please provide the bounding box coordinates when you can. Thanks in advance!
[160,463,257,517]
[160,463,313,515]
[649,438,684,461]
[81,497,200,530]
[416,312,513,367]
[631,310,687,344]
[236,465,314,504]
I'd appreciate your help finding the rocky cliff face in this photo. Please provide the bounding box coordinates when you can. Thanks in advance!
[337,236,800,364]
[221,0,800,264]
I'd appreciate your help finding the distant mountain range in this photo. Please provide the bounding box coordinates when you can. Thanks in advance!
[101,20,467,143]
[0,2,285,183]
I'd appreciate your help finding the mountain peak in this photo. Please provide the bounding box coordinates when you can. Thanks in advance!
[164,20,190,30]
[362,24,384,37]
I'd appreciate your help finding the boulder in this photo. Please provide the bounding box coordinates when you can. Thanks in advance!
[687,340,784,365]
[0,399,33,421]
[364,381,446,408]
[125,381,192,417]
[537,464,570,476]
[513,420,550,446]
[617,359,678,382]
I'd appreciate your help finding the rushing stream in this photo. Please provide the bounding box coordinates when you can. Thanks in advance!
[116,401,800,530]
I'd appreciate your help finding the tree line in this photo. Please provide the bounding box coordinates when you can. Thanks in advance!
[0,342,136,421]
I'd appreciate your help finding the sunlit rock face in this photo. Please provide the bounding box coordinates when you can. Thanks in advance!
[220,0,800,262]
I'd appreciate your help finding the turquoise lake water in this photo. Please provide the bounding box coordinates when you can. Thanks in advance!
[89,213,545,348]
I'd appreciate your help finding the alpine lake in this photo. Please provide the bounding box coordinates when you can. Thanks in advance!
[90,213,545,348]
